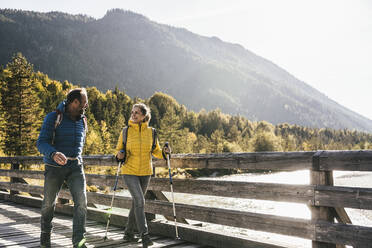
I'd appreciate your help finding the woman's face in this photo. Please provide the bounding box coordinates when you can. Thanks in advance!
[130,106,145,124]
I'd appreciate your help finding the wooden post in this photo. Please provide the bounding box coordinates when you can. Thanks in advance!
[8,162,42,198]
[325,161,349,248]
[310,151,336,248]
[148,166,188,224]
[10,162,20,195]
[145,167,157,221]
[145,191,156,221]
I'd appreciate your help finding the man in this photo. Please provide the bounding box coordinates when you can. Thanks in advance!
[37,88,89,248]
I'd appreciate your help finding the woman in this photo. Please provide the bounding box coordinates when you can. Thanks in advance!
[115,103,170,248]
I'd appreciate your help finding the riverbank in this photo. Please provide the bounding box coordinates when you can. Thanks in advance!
[155,167,246,178]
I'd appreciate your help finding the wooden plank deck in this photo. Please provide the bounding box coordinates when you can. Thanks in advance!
[0,200,210,248]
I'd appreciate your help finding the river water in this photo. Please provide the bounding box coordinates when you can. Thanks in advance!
[161,171,372,248]
[116,171,372,247]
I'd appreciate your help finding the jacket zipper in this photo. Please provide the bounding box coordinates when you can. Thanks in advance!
[139,124,142,174]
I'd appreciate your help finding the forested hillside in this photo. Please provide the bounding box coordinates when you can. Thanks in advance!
[1,9,371,132]
[1,54,372,158]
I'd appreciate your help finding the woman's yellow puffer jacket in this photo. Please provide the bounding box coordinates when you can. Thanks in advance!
[115,120,164,176]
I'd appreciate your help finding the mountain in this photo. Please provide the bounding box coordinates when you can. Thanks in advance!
[1,8,371,132]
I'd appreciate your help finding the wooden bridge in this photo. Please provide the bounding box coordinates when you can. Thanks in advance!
[1,150,372,248]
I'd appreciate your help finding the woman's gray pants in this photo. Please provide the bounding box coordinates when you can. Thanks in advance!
[123,174,151,237]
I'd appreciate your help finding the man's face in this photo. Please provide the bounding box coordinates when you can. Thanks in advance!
[75,94,88,115]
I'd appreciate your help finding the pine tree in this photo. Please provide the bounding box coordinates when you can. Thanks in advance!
[0,69,6,155]
[0,53,43,155]
[158,108,186,153]
[251,131,283,152]
[193,135,210,154]
[210,129,224,153]
[84,128,103,155]
[100,120,114,154]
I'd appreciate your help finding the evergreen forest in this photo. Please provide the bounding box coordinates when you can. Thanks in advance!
[1,53,372,159]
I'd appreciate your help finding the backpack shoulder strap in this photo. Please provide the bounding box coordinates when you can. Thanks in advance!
[82,115,88,133]
[54,109,63,129]
[82,115,88,144]
[52,110,63,144]
[122,126,129,150]
[151,127,157,153]
[119,126,129,162]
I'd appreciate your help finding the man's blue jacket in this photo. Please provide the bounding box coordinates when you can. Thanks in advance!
[37,101,86,166]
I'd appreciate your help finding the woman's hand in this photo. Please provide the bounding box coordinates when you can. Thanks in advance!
[162,143,171,155]
[116,150,125,161]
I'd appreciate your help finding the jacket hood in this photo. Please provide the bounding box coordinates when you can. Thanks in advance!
[57,100,85,119]
[56,101,66,113]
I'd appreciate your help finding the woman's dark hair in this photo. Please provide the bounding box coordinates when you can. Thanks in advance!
[66,88,87,105]
[133,103,151,122]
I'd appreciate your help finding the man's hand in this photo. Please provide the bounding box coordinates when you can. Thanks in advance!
[53,152,67,165]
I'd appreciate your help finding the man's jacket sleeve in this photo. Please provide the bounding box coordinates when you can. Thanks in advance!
[37,112,57,160]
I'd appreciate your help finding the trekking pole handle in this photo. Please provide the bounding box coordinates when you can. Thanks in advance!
[164,142,171,156]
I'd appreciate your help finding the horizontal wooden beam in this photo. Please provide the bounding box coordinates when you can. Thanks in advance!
[0,169,44,179]
[153,152,314,170]
[0,152,315,170]
[2,150,372,171]
[314,185,372,210]
[145,200,313,240]
[0,182,44,195]
[3,177,372,211]
[87,174,315,203]
[0,172,315,203]
[0,156,44,165]
[315,220,372,247]
[315,150,372,171]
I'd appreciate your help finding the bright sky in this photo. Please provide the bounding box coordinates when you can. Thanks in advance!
[2,0,372,121]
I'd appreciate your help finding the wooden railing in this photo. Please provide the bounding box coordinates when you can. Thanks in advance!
[1,151,372,248]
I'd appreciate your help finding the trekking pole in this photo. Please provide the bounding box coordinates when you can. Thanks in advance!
[103,161,122,241]
[165,142,180,239]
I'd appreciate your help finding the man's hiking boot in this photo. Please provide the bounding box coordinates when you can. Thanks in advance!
[123,232,139,242]
[40,232,51,248]
[73,238,87,248]
[73,244,87,248]
[141,234,154,248]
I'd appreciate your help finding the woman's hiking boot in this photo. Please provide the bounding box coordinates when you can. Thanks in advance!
[123,232,139,242]
[141,234,154,248]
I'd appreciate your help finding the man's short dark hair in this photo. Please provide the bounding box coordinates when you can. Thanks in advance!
[66,88,87,105]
